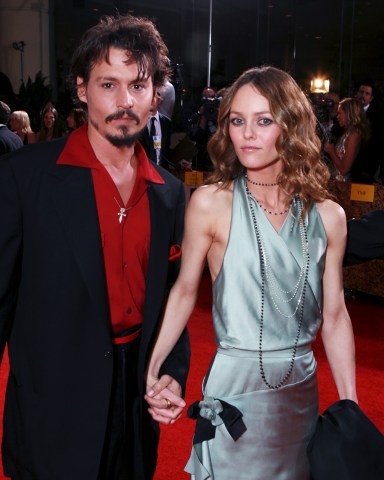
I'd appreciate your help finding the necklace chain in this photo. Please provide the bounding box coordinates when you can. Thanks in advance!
[245,174,290,215]
[245,172,277,187]
[245,176,310,390]
[255,199,291,216]
[246,187,292,216]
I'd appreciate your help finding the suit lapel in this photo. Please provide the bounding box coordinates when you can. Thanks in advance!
[49,164,110,322]
[139,179,172,364]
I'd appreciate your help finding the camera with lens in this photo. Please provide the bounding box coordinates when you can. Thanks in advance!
[309,93,332,125]
[201,96,221,128]
[320,97,335,108]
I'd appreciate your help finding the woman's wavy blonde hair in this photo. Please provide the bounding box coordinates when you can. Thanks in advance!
[10,110,33,134]
[339,97,370,142]
[207,66,331,210]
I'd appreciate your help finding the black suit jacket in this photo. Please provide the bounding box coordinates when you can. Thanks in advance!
[0,137,190,479]
[307,400,384,479]
[344,210,384,266]
[139,113,172,168]
[351,101,383,182]
[0,125,23,155]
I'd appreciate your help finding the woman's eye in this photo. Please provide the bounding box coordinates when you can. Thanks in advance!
[230,117,244,126]
[259,118,273,126]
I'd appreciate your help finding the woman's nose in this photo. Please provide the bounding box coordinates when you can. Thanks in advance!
[244,122,256,139]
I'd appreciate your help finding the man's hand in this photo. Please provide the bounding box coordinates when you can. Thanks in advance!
[145,375,186,425]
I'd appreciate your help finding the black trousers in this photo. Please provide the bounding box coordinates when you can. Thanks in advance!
[97,334,141,480]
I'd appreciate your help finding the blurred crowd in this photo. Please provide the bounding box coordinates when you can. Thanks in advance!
[1,76,384,186]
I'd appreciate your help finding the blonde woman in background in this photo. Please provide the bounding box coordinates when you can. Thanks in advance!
[324,97,370,181]
[9,110,36,145]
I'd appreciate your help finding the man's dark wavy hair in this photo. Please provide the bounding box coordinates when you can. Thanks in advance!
[68,14,172,95]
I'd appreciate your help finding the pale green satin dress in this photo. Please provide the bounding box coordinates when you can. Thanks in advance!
[185,175,327,480]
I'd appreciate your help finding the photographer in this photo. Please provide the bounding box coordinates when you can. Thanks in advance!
[322,92,342,141]
[189,86,221,170]
[309,92,343,175]
[310,92,341,145]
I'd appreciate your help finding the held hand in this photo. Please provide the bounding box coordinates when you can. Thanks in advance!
[145,375,186,425]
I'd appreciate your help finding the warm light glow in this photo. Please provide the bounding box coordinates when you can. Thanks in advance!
[310,78,330,93]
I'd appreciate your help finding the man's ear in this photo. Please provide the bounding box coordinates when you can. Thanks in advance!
[150,90,158,107]
[77,77,87,104]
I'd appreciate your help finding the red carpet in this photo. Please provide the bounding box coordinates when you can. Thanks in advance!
[154,274,384,479]
[0,272,383,479]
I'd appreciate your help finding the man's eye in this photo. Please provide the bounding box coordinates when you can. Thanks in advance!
[102,83,113,89]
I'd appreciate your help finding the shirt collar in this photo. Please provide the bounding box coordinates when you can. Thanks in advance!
[57,123,164,185]
[148,112,159,125]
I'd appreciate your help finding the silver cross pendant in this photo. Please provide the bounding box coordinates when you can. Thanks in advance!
[117,208,127,223]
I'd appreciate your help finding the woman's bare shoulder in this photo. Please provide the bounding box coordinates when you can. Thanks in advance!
[188,182,233,214]
[316,198,347,235]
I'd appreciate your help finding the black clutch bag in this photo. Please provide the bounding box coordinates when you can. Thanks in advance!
[307,399,384,480]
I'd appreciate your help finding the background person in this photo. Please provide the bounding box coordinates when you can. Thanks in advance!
[66,106,88,134]
[146,66,357,480]
[9,110,36,145]
[0,101,23,155]
[0,14,189,480]
[139,92,172,168]
[188,86,220,170]
[158,80,175,119]
[36,102,61,141]
[324,97,370,182]
[353,81,383,183]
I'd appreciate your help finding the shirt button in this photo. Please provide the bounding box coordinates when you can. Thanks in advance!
[123,261,128,269]
[104,350,112,358]
[126,307,132,314]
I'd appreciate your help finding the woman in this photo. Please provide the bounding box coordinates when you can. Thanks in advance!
[145,66,357,479]
[9,110,36,145]
[66,107,87,134]
[324,97,370,181]
[36,103,60,141]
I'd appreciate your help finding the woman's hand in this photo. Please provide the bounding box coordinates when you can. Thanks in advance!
[145,374,186,425]
[324,142,335,155]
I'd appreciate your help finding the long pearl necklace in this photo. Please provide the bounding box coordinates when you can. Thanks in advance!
[245,177,310,390]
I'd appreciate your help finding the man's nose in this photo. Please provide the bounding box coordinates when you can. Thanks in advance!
[117,89,134,109]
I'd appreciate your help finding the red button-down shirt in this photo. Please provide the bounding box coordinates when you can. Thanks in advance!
[57,125,164,333]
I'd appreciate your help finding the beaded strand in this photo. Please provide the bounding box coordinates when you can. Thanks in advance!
[246,178,310,390]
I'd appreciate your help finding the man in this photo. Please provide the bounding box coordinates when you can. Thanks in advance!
[0,14,189,480]
[189,86,219,170]
[158,80,176,119]
[0,101,23,155]
[139,92,172,168]
[352,81,383,183]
